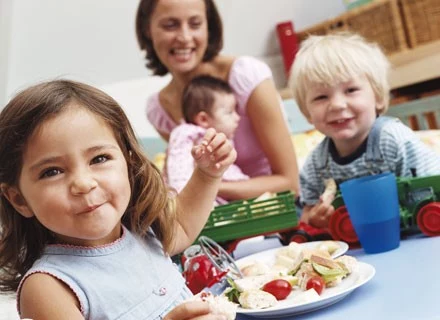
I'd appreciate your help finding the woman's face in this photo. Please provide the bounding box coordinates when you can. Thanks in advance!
[149,0,208,75]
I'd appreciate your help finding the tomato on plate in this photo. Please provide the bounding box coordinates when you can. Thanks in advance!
[262,279,292,300]
[306,275,325,295]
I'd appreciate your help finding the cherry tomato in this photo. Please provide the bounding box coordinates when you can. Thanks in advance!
[306,276,325,295]
[262,279,292,300]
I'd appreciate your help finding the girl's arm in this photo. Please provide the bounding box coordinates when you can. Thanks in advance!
[20,273,84,319]
[218,79,300,200]
[170,129,236,256]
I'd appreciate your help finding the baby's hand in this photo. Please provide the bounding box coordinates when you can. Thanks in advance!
[192,128,237,179]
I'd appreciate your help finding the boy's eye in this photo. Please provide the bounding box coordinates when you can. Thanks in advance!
[91,154,110,165]
[313,95,327,101]
[347,87,359,93]
[40,168,62,179]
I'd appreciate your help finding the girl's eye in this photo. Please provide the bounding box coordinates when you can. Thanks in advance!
[91,154,110,165]
[40,168,62,179]
[347,87,359,93]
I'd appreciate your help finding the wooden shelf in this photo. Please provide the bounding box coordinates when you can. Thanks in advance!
[278,40,440,97]
[388,40,440,89]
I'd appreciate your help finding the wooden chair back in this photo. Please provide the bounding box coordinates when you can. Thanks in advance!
[386,95,440,130]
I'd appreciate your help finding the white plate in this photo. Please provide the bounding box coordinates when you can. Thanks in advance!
[234,243,375,318]
[236,241,348,269]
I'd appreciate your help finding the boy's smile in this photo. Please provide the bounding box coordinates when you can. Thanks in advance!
[305,75,383,157]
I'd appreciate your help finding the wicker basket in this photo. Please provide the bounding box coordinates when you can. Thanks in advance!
[297,0,408,55]
[400,0,440,47]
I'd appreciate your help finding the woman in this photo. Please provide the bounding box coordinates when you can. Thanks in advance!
[136,0,299,200]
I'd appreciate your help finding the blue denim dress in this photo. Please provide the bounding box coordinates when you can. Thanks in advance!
[18,226,192,319]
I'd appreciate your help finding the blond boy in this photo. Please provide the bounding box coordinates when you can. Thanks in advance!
[289,33,440,228]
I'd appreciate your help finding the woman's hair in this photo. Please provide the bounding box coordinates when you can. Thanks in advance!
[135,0,223,76]
[0,80,177,292]
[182,75,233,123]
[289,32,390,120]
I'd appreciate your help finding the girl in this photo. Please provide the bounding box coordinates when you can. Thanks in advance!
[136,0,300,200]
[0,79,235,320]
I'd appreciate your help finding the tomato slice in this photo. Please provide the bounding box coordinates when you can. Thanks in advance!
[262,279,292,300]
[306,275,325,295]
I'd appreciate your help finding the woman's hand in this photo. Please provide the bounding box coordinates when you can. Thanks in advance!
[163,301,227,320]
[192,128,237,179]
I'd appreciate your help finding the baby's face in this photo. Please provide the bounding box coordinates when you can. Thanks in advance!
[304,74,382,156]
[207,92,240,139]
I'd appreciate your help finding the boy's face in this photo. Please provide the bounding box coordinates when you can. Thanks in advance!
[305,74,383,156]
[206,92,240,139]
[7,105,131,246]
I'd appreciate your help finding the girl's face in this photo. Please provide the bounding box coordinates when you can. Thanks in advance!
[10,106,131,246]
[305,75,383,156]
[148,0,208,75]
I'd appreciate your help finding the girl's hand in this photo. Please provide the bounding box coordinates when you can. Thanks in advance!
[163,301,227,320]
[192,128,237,179]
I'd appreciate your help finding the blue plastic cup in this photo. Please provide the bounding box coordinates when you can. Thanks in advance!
[340,172,400,254]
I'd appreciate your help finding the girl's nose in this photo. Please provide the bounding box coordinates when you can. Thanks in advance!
[70,173,98,195]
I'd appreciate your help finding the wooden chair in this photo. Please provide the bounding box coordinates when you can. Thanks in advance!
[386,95,440,130]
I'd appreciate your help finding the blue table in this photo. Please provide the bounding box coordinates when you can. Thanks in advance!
[234,235,440,320]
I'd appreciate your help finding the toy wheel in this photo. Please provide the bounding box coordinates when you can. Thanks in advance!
[288,230,312,244]
[198,236,243,278]
[417,202,440,236]
[329,206,359,245]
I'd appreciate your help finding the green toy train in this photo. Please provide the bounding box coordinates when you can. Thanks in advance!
[198,174,440,251]
[329,174,440,245]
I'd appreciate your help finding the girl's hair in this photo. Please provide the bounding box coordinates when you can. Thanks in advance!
[182,75,233,123]
[289,32,390,120]
[135,0,223,76]
[0,80,177,292]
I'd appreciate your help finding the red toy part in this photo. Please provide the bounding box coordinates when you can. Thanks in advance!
[182,254,226,294]
[417,202,440,236]
[328,206,359,245]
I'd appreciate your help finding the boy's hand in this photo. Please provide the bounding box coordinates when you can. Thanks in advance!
[192,128,237,179]
[301,195,335,229]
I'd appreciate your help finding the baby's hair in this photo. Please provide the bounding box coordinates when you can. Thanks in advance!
[289,32,390,120]
[182,75,234,124]
[0,80,177,292]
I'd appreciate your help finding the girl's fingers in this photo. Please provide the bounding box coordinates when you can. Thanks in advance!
[204,131,227,153]
[163,301,210,320]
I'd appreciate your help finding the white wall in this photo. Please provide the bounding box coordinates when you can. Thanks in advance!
[1,0,346,137]
[0,0,13,105]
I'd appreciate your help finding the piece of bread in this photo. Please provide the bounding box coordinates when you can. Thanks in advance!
[238,289,277,309]
[321,178,337,203]
[191,292,237,320]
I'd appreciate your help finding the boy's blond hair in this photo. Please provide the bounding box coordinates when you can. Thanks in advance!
[289,32,390,120]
